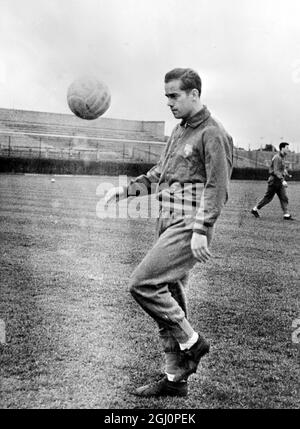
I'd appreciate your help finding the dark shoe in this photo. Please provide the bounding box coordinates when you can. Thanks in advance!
[283,215,294,221]
[251,208,260,218]
[173,335,210,382]
[134,376,188,397]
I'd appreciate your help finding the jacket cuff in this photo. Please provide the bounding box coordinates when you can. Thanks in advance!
[193,225,209,236]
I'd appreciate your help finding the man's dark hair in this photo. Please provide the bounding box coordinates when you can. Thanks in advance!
[279,142,289,151]
[165,68,202,96]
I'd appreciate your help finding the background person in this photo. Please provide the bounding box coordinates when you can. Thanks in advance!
[251,142,293,220]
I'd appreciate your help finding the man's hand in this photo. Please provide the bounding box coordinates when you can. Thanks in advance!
[282,180,288,188]
[103,186,127,206]
[191,230,213,263]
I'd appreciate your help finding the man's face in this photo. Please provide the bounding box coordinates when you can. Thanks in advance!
[281,145,289,155]
[165,79,195,120]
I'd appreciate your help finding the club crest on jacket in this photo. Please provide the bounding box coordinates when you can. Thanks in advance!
[184,144,193,157]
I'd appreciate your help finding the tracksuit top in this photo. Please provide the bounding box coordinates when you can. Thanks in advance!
[269,153,288,182]
[126,106,234,236]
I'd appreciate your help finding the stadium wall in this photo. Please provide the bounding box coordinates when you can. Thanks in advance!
[1,157,300,180]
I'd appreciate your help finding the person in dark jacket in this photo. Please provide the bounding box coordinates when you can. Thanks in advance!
[251,142,293,220]
[104,68,233,397]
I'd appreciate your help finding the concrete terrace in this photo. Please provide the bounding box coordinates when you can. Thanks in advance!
[0,108,167,163]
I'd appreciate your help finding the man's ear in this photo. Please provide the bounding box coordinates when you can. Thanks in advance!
[192,88,200,98]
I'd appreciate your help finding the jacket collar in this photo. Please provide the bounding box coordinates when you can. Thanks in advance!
[180,105,211,129]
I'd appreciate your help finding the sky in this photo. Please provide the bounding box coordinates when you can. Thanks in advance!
[1,0,300,150]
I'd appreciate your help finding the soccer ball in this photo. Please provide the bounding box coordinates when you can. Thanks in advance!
[67,75,111,120]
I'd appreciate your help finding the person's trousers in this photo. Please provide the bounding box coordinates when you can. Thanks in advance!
[257,177,289,214]
[129,212,198,373]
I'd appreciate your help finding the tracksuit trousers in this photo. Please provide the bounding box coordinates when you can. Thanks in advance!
[129,211,198,375]
[257,176,289,214]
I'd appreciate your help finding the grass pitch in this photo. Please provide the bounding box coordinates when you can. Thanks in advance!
[0,174,299,409]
